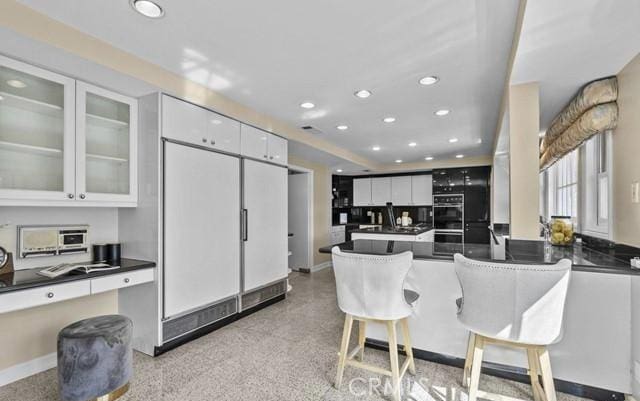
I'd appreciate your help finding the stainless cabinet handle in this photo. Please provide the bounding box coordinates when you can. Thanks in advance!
[202,138,207,143]
[269,156,274,160]
[242,209,248,241]
[79,194,86,199]
[46,292,54,299]
[124,278,130,283]
[68,193,74,199]
[210,140,216,145]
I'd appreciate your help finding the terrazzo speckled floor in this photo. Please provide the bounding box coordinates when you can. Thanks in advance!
[0,269,590,401]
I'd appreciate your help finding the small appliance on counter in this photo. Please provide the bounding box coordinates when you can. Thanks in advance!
[339,213,348,224]
[93,243,122,263]
[18,225,89,258]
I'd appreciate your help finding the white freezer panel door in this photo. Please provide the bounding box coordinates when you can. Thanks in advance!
[243,159,288,292]
[164,142,240,318]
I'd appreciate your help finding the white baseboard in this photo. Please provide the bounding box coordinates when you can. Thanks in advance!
[311,261,332,273]
[0,353,56,387]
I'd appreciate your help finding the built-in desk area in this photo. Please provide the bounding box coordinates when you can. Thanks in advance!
[0,259,156,314]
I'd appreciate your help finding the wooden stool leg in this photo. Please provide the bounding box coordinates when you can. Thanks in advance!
[467,335,485,401]
[462,332,476,388]
[387,320,401,401]
[527,347,543,401]
[335,314,354,389]
[538,347,558,401]
[400,318,416,375]
[358,320,366,361]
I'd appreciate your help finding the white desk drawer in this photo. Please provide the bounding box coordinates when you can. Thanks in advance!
[0,281,91,314]
[90,269,154,294]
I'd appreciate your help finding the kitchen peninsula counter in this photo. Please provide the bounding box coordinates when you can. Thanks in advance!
[320,239,635,394]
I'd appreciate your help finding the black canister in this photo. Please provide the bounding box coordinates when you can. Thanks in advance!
[93,244,109,263]
[106,243,121,262]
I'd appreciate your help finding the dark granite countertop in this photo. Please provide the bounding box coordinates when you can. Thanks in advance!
[320,239,639,276]
[0,258,156,294]
[350,225,434,235]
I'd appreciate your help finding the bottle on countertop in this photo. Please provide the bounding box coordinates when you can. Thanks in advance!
[377,213,383,225]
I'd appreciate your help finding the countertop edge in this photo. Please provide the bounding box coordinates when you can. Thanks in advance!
[0,258,157,294]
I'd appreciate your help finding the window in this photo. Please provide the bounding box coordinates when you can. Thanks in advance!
[540,132,612,237]
[549,149,579,222]
[582,131,611,236]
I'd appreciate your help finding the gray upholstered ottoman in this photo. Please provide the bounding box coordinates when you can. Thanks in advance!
[57,315,133,401]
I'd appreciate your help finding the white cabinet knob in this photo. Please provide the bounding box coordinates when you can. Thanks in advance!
[46,292,54,299]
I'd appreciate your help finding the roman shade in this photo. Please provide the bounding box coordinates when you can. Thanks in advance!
[539,77,618,171]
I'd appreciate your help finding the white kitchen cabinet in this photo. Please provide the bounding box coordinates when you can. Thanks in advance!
[353,178,372,206]
[240,124,268,160]
[243,159,288,292]
[0,55,76,203]
[411,174,433,205]
[162,95,241,154]
[0,281,91,314]
[0,55,138,207]
[90,268,154,295]
[330,225,346,245]
[391,176,412,205]
[161,94,208,146]
[207,111,240,154]
[76,82,137,204]
[268,134,288,166]
[240,124,288,166]
[163,142,241,318]
[371,177,392,205]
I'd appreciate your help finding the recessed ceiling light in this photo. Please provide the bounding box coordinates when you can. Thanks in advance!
[383,117,396,123]
[6,79,26,88]
[425,156,434,161]
[336,125,348,131]
[408,142,417,147]
[449,138,458,143]
[354,89,371,98]
[210,119,222,125]
[476,138,483,144]
[435,109,450,116]
[456,154,464,159]
[130,0,165,18]
[336,169,343,173]
[395,159,403,163]
[300,102,315,109]
[419,76,439,86]
[372,146,381,151]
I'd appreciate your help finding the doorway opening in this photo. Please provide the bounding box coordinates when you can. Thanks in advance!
[288,165,313,272]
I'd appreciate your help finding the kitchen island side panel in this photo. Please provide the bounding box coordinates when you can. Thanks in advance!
[365,259,631,393]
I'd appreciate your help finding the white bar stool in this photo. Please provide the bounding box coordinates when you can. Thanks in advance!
[453,254,572,401]
[331,247,418,401]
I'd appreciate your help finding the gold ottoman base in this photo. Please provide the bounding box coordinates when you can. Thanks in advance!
[90,382,130,401]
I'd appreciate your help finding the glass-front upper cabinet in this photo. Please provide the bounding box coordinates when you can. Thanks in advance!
[75,82,137,204]
[0,55,76,202]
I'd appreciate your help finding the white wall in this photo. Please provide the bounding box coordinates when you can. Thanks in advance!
[492,153,510,224]
[0,207,119,372]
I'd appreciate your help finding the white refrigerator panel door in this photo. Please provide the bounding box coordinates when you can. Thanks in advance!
[164,142,240,318]
[243,159,288,292]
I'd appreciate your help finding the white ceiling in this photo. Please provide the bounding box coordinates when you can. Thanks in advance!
[512,0,640,131]
[17,0,520,165]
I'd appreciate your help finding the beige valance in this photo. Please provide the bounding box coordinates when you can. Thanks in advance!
[540,102,618,170]
[539,77,618,171]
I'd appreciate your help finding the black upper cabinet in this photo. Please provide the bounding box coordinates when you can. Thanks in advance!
[432,168,465,194]
[433,166,491,243]
[463,166,491,223]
